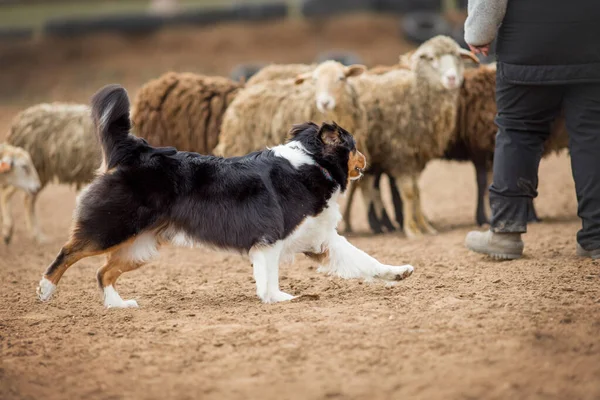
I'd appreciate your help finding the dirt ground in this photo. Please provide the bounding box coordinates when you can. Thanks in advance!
[1,14,599,400]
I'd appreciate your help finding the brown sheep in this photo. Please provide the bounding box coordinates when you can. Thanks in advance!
[131,72,242,154]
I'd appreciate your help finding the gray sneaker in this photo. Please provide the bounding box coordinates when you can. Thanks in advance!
[576,243,600,259]
[465,230,524,260]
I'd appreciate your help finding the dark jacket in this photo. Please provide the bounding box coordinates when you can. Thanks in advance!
[466,0,600,84]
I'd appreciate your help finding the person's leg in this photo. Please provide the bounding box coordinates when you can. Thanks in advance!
[465,73,564,259]
[562,83,600,258]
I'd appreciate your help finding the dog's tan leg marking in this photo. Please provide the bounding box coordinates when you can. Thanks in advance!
[24,191,46,243]
[1,186,17,244]
[413,175,437,235]
[97,253,145,309]
[397,175,421,239]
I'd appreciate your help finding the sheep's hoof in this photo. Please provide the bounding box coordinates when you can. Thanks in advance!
[3,235,10,245]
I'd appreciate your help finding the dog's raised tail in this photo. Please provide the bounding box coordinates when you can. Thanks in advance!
[91,84,132,171]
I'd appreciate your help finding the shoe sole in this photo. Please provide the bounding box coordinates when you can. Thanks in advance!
[467,245,522,261]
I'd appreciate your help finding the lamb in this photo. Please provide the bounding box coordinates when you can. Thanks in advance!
[362,62,570,233]
[131,72,242,154]
[0,144,41,244]
[348,35,480,238]
[4,103,101,243]
[214,60,368,158]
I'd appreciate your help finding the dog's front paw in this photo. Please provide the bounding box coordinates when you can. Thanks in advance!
[37,277,56,301]
[261,290,296,304]
[378,264,414,281]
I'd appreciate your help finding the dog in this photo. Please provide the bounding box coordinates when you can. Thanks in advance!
[36,84,414,308]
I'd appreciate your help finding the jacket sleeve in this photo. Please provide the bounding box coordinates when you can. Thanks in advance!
[464,0,508,46]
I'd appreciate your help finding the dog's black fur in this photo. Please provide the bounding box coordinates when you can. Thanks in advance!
[72,84,359,254]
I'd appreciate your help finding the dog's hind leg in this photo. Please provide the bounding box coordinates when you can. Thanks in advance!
[250,242,294,304]
[37,236,106,302]
[318,232,414,282]
[97,231,158,308]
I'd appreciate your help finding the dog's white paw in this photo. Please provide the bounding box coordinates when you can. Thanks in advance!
[378,264,414,281]
[261,290,296,304]
[103,286,139,309]
[37,277,56,302]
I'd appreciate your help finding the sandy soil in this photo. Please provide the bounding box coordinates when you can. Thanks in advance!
[1,14,599,400]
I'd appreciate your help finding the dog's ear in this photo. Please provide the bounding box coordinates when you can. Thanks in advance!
[319,122,341,146]
[289,122,318,138]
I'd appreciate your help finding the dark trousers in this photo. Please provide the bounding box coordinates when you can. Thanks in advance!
[490,72,600,251]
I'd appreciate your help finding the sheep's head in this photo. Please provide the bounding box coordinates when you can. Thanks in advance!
[294,60,366,114]
[408,35,479,90]
[0,144,41,194]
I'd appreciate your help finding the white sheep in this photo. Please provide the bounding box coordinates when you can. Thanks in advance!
[351,35,480,238]
[4,103,101,243]
[214,60,368,159]
[0,144,41,244]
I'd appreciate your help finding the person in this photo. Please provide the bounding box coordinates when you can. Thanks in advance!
[463,0,600,260]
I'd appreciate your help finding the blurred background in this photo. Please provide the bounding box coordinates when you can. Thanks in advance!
[0,0,477,110]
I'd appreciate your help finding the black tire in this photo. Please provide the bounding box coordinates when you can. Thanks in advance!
[44,13,165,37]
[301,0,375,18]
[168,8,238,26]
[315,50,363,66]
[400,11,452,44]
[233,3,288,22]
[0,27,33,41]
[375,0,441,13]
[230,63,266,83]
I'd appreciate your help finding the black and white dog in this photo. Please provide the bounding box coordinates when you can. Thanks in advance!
[37,84,414,308]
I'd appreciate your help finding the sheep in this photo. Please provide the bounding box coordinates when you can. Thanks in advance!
[361,62,570,233]
[0,144,41,244]
[230,62,266,83]
[4,103,101,243]
[131,72,242,154]
[348,35,480,239]
[244,63,316,86]
[214,60,368,159]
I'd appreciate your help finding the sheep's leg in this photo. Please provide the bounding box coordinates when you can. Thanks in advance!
[368,172,396,232]
[475,162,490,226]
[413,175,437,235]
[388,173,404,228]
[485,169,493,222]
[1,186,17,245]
[342,180,358,233]
[24,191,47,244]
[397,176,421,239]
[359,174,384,234]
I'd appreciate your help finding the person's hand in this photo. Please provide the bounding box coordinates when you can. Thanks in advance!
[468,44,490,57]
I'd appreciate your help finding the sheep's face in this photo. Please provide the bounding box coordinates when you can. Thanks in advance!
[294,61,366,114]
[410,36,479,90]
[0,145,41,194]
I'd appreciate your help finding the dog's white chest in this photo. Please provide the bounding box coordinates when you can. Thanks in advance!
[280,191,342,261]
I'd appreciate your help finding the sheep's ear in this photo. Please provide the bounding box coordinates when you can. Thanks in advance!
[0,159,12,173]
[459,48,480,64]
[294,72,312,85]
[398,50,415,68]
[319,122,341,146]
[344,64,366,78]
